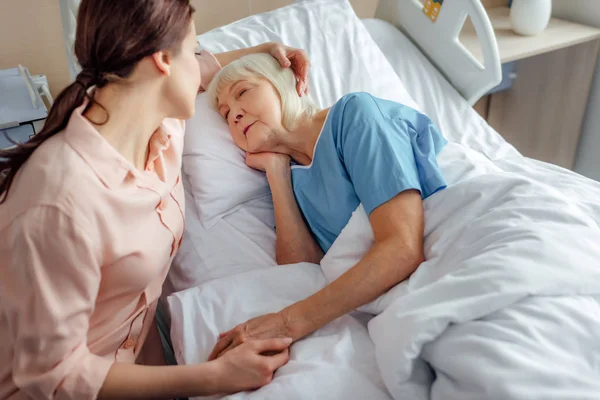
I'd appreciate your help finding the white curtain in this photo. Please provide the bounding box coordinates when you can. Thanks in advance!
[58,0,81,81]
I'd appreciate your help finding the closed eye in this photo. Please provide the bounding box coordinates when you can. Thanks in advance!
[219,106,230,120]
[238,88,248,97]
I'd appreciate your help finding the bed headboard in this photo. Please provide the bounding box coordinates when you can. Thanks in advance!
[375,0,502,104]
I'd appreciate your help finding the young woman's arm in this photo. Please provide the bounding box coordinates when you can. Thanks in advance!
[246,153,323,265]
[213,43,310,96]
[1,207,291,400]
[99,338,292,399]
[213,42,271,68]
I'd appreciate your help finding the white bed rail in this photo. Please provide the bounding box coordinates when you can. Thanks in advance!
[375,0,501,105]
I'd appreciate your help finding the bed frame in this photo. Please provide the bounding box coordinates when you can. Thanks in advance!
[59,0,501,105]
[375,0,501,104]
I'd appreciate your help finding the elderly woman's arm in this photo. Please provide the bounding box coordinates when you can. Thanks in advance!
[245,153,323,265]
[208,189,424,360]
[283,189,424,338]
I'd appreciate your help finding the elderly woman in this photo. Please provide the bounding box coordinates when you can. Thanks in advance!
[206,53,447,359]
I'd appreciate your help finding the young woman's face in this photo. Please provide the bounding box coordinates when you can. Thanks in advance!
[165,21,201,120]
[217,77,284,152]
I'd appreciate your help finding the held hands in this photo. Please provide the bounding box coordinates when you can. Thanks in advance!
[267,43,310,96]
[209,312,292,361]
[212,337,292,394]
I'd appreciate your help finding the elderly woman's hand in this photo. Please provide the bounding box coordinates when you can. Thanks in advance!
[267,43,310,96]
[208,312,293,361]
[245,152,291,175]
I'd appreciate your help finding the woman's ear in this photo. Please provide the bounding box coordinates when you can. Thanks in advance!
[152,50,172,76]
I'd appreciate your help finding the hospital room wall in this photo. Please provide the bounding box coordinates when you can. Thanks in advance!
[192,0,380,34]
[552,0,600,181]
[0,0,69,97]
[0,0,379,98]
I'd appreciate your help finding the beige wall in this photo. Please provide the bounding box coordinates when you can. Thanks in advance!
[0,0,379,98]
[0,0,70,97]
[481,0,509,8]
[552,0,600,181]
[192,0,380,33]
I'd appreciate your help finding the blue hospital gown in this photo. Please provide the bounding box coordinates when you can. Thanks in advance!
[291,92,447,253]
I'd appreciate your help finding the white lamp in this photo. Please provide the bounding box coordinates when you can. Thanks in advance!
[510,0,553,36]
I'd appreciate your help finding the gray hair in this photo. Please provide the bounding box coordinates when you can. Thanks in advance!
[206,53,319,130]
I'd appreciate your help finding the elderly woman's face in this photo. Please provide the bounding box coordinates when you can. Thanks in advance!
[217,77,284,152]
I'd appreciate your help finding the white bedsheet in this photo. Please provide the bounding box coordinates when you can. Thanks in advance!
[168,263,392,400]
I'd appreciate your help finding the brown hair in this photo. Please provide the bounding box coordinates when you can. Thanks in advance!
[0,0,194,203]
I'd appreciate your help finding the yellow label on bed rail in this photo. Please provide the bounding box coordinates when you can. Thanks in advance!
[423,0,443,22]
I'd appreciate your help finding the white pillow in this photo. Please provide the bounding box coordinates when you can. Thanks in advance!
[183,94,271,227]
[163,176,277,296]
[185,0,420,227]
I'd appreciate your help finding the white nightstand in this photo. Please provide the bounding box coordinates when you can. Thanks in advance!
[461,7,600,169]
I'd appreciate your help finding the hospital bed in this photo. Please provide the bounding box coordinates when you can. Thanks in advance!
[59,1,600,399]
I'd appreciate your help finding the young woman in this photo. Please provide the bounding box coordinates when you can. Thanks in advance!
[205,54,447,359]
[0,1,310,399]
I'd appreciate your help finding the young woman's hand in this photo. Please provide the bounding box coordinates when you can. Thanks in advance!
[214,43,310,96]
[245,152,291,176]
[212,338,292,394]
[267,43,310,96]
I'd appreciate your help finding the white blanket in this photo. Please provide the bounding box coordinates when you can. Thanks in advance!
[322,143,600,399]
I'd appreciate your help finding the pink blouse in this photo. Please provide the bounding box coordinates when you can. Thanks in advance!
[0,105,186,399]
[0,49,221,400]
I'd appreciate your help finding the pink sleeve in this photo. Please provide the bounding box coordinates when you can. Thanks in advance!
[1,206,113,400]
[197,49,222,92]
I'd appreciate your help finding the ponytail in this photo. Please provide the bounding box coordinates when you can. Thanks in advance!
[0,0,195,203]
[0,69,107,203]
